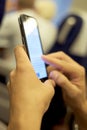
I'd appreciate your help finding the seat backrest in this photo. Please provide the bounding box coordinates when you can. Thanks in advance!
[49,14,87,72]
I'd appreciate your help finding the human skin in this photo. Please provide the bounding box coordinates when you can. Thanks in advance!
[42,52,87,130]
[7,46,55,130]
[7,46,87,130]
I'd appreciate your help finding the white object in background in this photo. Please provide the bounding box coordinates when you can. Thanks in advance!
[0,121,7,130]
[35,0,57,20]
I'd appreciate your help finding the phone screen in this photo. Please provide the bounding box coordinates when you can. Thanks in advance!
[22,16,47,80]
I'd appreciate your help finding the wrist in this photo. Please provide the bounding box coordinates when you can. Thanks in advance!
[8,110,43,130]
[74,101,87,130]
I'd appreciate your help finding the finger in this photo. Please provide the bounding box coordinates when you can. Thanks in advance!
[44,79,56,88]
[49,70,78,95]
[42,55,63,70]
[42,55,81,77]
[14,45,33,70]
[44,79,55,98]
[42,51,77,64]
[14,45,29,65]
[47,66,56,74]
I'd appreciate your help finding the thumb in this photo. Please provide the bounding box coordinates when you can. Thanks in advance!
[14,45,33,70]
[44,79,55,98]
[49,70,77,96]
[44,79,56,88]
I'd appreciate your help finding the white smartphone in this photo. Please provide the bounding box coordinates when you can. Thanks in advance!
[18,14,48,81]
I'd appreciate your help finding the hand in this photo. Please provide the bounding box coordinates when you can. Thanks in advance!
[7,45,55,130]
[42,52,87,114]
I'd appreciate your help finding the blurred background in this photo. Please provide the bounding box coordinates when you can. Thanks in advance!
[0,0,87,130]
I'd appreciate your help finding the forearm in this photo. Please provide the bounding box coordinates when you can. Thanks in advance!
[7,111,43,130]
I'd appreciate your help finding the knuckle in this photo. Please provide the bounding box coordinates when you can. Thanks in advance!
[80,66,86,76]
[10,70,15,78]
[58,51,66,60]
[17,64,29,73]
[59,51,65,56]
[17,64,24,72]
[74,90,82,100]
[58,78,66,86]
[17,62,26,72]
[56,75,66,86]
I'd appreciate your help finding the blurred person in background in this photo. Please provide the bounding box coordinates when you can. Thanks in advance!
[34,0,56,20]
[0,0,57,59]
[0,0,57,84]
[5,0,18,13]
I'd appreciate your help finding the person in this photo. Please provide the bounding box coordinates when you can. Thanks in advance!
[0,1,65,129]
[7,45,55,130]
[0,0,57,81]
[7,45,87,130]
[0,0,57,56]
[42,51,87,130]
[34,0,56,20]
[5,0,18,13]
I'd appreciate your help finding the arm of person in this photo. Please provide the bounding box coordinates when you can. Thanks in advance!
[42,51,87,130]
[7,45,55,130]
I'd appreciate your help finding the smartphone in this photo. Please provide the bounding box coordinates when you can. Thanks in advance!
[18,14,48,81]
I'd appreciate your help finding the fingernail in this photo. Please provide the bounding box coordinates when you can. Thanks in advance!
[49,71,58,77]
[49,71,53,78]
[49,71,58,78]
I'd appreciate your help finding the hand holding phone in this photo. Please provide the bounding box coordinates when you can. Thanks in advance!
[18,14,48,81]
